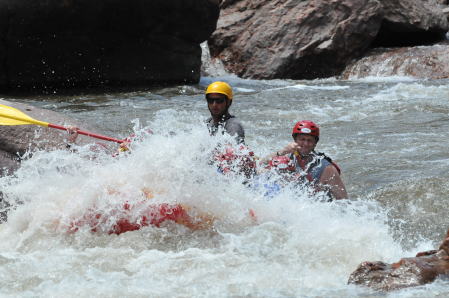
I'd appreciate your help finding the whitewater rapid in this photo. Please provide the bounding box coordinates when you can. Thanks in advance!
[1,76,449,297]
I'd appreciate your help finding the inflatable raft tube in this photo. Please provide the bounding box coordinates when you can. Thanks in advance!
[69,203,204,235]
[69,202,257,235]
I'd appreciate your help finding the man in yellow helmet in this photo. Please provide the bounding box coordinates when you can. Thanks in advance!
[205,81,245,144]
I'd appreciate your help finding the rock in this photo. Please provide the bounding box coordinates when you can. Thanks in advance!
[0,0,219,93]
[209,0,449,80]
[372,0,449,48]
[201,42,230,77]
[348,229,449,291]
[0,99,101,175]
[341,44,449,79]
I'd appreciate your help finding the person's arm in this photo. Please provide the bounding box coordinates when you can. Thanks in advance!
[259,142,301,165]
[65,126,110,153]
[319,165,348,200]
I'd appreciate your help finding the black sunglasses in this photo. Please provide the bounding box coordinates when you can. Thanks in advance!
[206,97,227,104]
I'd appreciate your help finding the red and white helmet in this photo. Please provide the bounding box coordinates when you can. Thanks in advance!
[292,120,320,142]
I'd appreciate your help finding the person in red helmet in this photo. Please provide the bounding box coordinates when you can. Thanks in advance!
[261,120,348,200]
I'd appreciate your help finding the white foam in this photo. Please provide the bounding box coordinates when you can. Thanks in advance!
[347,75,419,83]
[0,110,408,296]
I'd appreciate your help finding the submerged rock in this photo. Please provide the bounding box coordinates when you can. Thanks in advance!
[0,0,219,93]
[348,229,449,291]
[341,44,449,79]
[209,0,448,80]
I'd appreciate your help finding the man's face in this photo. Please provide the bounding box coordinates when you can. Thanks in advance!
[207,93,228,118]
[294,134,317,155]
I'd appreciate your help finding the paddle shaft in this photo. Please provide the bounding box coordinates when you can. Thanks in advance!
[0,104,124,144]
[48,123,123,144]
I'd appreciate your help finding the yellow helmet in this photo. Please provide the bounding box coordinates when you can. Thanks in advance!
[205,81,233,101]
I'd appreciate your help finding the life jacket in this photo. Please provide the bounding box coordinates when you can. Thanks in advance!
[206,114,245,145]
[290,151,341,185]
[206,114,235,136]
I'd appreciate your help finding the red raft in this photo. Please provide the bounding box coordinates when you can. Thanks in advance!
[68,202,211,235]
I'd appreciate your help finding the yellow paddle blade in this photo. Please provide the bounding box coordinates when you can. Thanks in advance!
[0,104,49,126]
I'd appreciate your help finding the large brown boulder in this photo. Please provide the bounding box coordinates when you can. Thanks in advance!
[209,0,449,80]
[341,44,449,79]
[0,99,100,176]
[0,0,219,93]
[348,229,449,291]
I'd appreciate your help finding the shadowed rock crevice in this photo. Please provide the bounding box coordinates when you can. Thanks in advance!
[370,20,447,48]
[0,3,8,91]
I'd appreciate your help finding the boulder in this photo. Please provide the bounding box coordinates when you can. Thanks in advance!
[209,0,449,79]
[341,44,449,79]
[348,229,449,291]
[0,0,219,93]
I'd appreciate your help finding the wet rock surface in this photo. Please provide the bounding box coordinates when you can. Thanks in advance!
[0,0,219,93]
[341,44,449,79]
[348,229,449,291]
[209,0,449,79]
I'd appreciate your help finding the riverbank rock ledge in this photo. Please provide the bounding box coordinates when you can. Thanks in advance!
[0,0,219,93]
[348,229,449,291]
[209,0,449,79]
[342,44,449,79]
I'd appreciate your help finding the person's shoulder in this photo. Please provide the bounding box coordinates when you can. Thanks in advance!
[225,117,245,132]
[322,158,341,175]
[225,116,244,127]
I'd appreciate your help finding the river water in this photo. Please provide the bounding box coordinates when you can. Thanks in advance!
[1,75,449,297]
